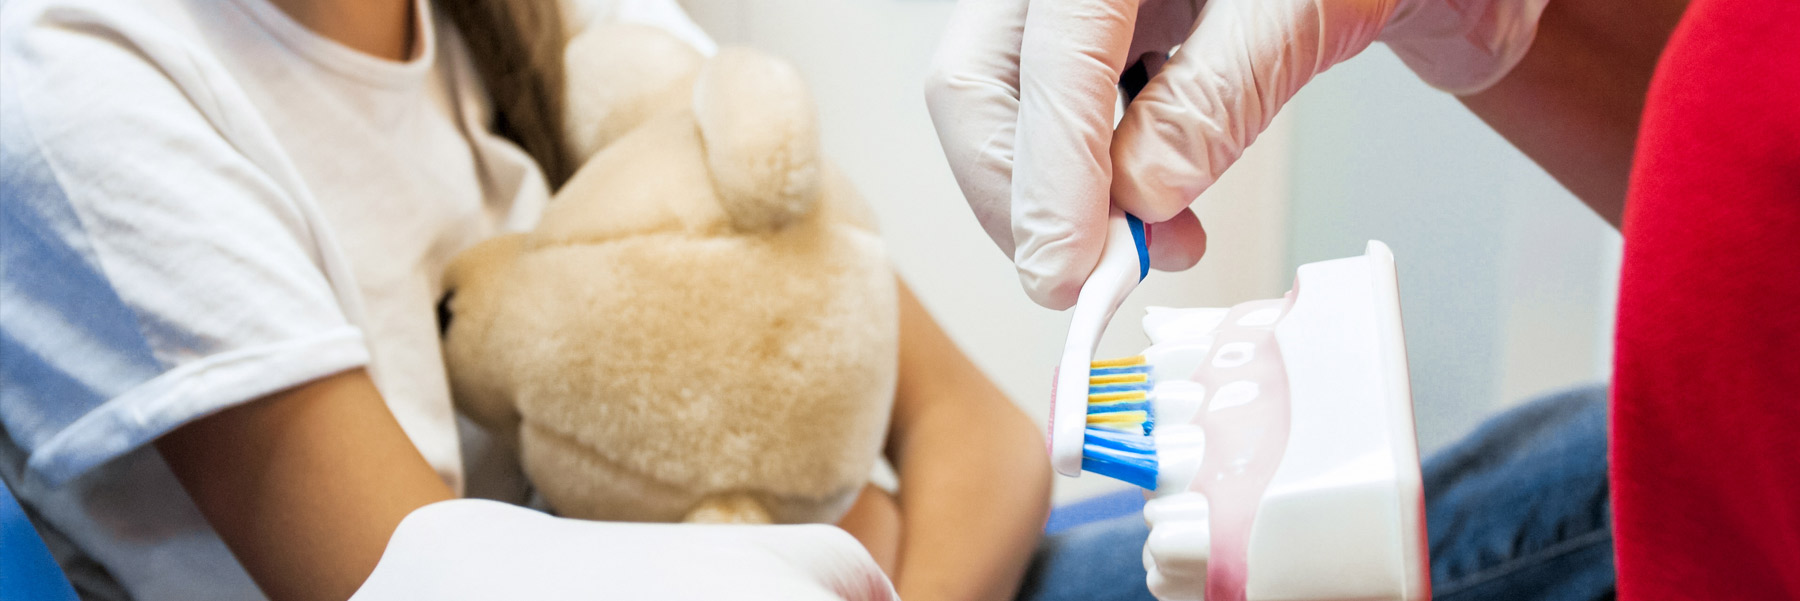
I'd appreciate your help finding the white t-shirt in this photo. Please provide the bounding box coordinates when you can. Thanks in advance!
[0,0,710,598]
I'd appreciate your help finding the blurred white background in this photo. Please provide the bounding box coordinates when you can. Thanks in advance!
[677,0,1621,503]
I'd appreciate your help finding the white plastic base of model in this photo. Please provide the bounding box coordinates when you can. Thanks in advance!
[1140,241,1428,601]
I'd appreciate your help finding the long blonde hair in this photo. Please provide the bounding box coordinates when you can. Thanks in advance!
[437,0,576,190]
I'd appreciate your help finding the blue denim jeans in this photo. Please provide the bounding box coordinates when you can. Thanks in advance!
[1017,384,1615,601]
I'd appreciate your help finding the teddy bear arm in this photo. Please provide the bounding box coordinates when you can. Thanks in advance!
[441,234,530,434]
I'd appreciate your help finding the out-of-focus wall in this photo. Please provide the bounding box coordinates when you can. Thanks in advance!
[1283,47,1622,454]
[674,1,1620,501]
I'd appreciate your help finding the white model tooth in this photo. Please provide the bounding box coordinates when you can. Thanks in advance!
[1150,380,1207,426]
[1147,569,1204,601]
[1148,522,1210,579]
[1146,343,1214,384]
[1143,490,1211,526]
[1151,425,1206,495]
[1144,306,1230,344]
[1145,496,1211,600]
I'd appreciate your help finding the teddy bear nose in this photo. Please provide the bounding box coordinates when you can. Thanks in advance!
[436,290,455,336]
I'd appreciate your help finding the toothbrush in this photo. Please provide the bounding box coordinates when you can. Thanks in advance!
[1049,206,1158,486]
[1047,57,1162,487]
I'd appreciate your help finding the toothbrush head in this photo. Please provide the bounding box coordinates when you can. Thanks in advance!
[1080,355,1160,490]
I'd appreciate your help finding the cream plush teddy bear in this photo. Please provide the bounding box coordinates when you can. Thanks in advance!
[438,23,898,527]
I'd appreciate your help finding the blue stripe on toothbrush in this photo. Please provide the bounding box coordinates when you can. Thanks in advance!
[1126,214,1149,280]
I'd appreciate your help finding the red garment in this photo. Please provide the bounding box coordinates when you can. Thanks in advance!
[1613,0,1800,596]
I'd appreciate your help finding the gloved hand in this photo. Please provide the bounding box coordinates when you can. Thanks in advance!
[925,0,1549,309]
[350,499,896,600]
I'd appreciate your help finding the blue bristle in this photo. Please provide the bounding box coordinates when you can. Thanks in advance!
[1084,429,1155,453]
[1081,431,1158,490]
[1086,400,1151,414]
[1088,382,1153,395]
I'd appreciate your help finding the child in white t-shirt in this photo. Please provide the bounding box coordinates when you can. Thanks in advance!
[0,0,1048,599]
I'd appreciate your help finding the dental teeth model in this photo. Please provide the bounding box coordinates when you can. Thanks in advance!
[1080,241,1430,601]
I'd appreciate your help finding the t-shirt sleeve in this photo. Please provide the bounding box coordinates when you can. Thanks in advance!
[1610,0,1800,594]
[0,3,369,486]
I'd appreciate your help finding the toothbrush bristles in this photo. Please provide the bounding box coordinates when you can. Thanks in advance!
[1079,356,1159,490]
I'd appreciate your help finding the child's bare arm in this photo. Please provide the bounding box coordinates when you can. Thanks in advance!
[1458,0,1690,226]
[836,483,903,576]
[156,368,455,601]
[884,279,1053,601]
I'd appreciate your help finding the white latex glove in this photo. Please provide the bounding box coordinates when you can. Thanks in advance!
[925,0,1549,309]
[351,500,896,600]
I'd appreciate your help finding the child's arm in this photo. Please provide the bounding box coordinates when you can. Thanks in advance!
[155,368,455,601]
[886,280,1053,601]
[836,482,904,576]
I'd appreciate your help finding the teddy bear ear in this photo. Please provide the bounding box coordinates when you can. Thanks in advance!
[692,48,822,233]
[564,24,705,163]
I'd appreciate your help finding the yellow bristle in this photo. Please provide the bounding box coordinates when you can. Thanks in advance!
[1091,355,1147,368]
[1088,411,1149,426]
[1089,391,1148,403]
[1090,373,1149,385]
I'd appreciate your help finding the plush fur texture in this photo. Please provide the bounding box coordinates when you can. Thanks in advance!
[440,24,898,526]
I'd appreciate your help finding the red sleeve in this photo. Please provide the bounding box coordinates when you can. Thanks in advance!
[1613,0,1800,596]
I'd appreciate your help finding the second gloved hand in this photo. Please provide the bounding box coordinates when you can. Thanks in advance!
[350,499,896,600]
[925,0,1550,310]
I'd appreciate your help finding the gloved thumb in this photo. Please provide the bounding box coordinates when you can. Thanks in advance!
[1148,207,1206,272]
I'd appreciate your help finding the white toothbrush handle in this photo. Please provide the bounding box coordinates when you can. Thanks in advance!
[1049,206,1150,477]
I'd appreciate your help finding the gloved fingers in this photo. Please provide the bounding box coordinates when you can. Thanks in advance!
[1147,207,1206,272]
[928,0,1222,307]
[1126,0,1204,71]
[1010,0,1142,309]
[924,0,1032,256]
[1111,0,1381,223]
[756,524,898,601]
[1109,0,1286,222]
